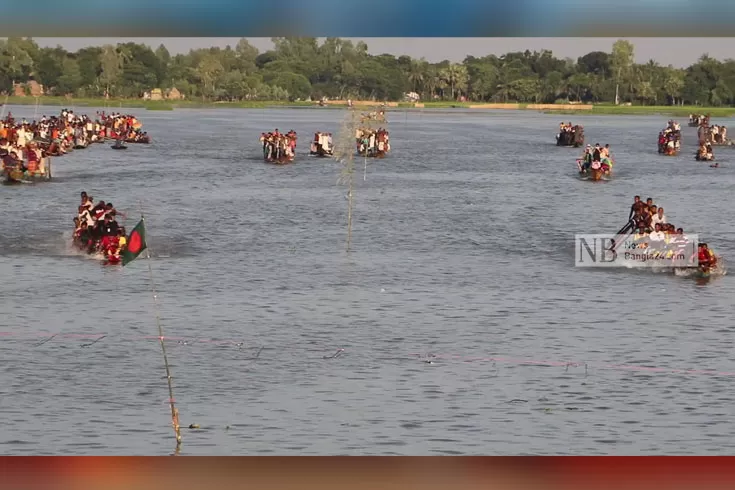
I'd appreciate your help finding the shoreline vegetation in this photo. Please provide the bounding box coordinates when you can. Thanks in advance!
[3,96,735,117]
[3,37,735,118]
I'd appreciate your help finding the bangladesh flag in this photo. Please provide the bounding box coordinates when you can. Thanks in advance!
[122,219,147,266]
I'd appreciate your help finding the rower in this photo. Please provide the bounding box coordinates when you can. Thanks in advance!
[592,143,601,162]
[697,243,711,270]
[701,243,717,269]
[629,196,642,220]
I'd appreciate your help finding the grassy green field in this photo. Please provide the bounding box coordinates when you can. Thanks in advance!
[543,104,735,117]
[2,95,734,117]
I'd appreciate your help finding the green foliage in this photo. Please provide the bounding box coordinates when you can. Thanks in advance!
[1,37,735,106]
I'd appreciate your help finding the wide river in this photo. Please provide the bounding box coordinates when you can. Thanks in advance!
[1,106,734,455]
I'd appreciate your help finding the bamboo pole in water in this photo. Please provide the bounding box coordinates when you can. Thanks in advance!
[138,207,182,448]
[334,107,359,252]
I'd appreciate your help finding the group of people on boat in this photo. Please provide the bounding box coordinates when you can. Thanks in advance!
[658,120,681,155]
[689,114,709,127]
[557,122,584,147]
[577,143,614,176]
[0,137,48,177]
[0,108,150,182]
[310,132,334,157]
[623,196,718,272]
[696,141,715,161]
[260,129,297,163]
[360,110,386,123]
[98,112,149,143]
[699,123,728,145]
[355,127,390,157]
[73,191,128,264]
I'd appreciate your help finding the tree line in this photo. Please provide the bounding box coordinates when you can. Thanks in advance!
[0,37,732,106]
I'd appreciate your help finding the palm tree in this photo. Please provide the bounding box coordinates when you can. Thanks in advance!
[439,63,468,100]
[407,59,427,94]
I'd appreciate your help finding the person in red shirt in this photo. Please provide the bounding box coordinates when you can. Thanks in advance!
[697,243,718,271]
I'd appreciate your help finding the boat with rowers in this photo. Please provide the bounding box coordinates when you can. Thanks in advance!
[0,109,149,183]
[699,122,733,146]
[1,141,52,184]
[577,143,613,181]
[356,127,390,158]
[260,129,297,164]
[688,114,708,127]
[72,191,128,265]
[609,196,725,278]
[355,109,390,158]
[100,112,150,143]
[556,122,584,147]
[657,120,681,155]
[695,141,715,161]
[310,131,334,157]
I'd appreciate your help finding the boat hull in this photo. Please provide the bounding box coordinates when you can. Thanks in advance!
[2,167,51,184]
[309,150,333,158]
[265,156,294,164]
[357,151,388,158]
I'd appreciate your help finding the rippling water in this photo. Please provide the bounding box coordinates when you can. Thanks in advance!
[1,106,734,455]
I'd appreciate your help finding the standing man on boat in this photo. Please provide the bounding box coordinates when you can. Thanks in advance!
[629,196,643,220]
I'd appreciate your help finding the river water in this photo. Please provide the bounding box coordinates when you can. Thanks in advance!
[1,106,734,455]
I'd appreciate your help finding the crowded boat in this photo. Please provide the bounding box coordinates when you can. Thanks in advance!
[657,120,681,155]
[613,196,722,277]
[99,112,150,143]
[0,109,150,183]
[698,123,730,146]
[361,109,387,124]
[696,141,715,161]
[556,122,584,147]
[310,131,334,157]
[0,109,97,183]
[1,139,51,184]
[72,191,128,265]
[577,143,614,180]
[688,114,709,127]
[356,127,390,158]
[260,129,297,164]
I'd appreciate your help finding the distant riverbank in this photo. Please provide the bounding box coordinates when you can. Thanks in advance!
[2,96,734,118]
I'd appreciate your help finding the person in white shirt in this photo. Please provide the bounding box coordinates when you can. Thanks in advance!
[651,207,666,228]
[649,223,666,246]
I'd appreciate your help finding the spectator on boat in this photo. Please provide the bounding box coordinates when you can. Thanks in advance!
[649,223,666,244]
[651,207,666,228]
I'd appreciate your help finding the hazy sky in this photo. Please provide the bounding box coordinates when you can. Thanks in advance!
[31,38,735,67]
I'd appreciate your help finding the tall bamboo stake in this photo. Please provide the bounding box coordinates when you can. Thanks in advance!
[138,207,182,448]
[332,105,389,252]
[333,107,359,252]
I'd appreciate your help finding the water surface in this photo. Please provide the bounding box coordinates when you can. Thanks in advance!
[1,106,734,455]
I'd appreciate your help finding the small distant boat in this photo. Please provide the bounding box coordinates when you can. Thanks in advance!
[577,158,612,181]
[556,125,585,147]
[111,142,127,150]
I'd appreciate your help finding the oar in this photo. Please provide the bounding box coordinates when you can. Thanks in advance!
[610,219,636,251]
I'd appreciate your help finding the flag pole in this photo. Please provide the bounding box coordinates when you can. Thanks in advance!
[138,206,182,449]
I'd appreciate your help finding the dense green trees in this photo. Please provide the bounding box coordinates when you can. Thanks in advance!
[0,36,732,106]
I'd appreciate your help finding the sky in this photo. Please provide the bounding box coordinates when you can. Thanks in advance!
[29,38,735,67]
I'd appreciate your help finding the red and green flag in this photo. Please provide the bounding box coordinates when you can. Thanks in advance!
[122,219,147,266]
